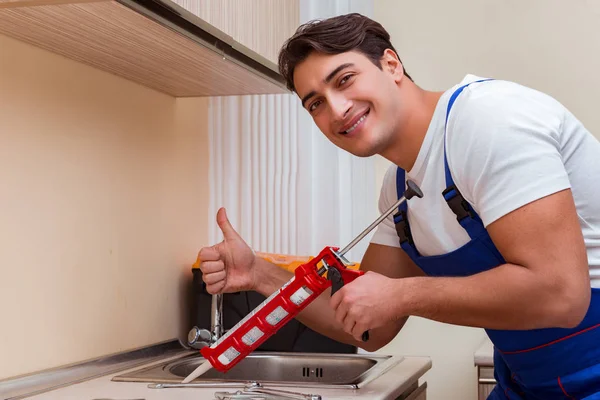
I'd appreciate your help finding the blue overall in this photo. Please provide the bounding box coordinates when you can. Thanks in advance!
[393,80,600,399]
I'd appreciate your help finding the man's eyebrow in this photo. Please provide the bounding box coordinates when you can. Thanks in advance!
[301,90,317,108]
[324,63,354,84]
[300,63,355,108]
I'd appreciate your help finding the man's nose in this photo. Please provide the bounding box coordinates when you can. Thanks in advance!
[330,94,352,121]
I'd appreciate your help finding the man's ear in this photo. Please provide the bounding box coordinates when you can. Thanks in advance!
[380,48,404,83]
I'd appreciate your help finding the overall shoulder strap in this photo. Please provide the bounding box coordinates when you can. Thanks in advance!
[395,167,407,214]
[393,167,420,258]
[443,78,493,188]
[442,78,493,238]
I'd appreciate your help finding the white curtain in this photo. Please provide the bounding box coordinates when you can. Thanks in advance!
[208,95,300,255]
[209,0,376,263]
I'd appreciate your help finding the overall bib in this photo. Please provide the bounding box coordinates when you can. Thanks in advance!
[393,80,600,399]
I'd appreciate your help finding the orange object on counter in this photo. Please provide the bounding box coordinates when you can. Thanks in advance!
[256,251,361,272]
[192,251,361,272]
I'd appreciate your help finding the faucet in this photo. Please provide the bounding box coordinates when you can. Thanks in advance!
[187,293,223,349]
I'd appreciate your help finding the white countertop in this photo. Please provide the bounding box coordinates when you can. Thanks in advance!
[27,354,431,400]
[474,337,494,367]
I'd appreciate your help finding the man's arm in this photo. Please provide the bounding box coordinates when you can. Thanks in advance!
[253,242,423,352]
[382,189,590,331]
[341,86,590,333]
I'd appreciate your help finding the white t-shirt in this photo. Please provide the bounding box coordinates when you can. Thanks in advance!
[371,74,600,288]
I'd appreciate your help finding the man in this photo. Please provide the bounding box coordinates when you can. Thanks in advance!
[198,13,600,399]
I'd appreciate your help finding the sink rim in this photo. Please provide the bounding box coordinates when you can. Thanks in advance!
[112,351,404,390]
[165,351,388,383]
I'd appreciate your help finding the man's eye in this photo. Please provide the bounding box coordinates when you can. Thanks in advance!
[309,100,322,112]
[339,74,354,86]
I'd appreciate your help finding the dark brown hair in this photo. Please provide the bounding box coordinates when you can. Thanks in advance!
[278,13,413,92]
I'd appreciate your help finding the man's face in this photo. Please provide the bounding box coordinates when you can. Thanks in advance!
[293,50,403,157]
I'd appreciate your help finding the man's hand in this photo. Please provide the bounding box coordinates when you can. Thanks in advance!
[198,207,257,294]
[330,271,405,342]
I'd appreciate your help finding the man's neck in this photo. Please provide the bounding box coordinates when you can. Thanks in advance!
[382,85,444,171]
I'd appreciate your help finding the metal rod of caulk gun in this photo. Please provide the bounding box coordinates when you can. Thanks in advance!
[316,180,423,276]
[337,179,423,258]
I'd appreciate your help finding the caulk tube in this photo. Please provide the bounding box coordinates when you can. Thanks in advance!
[183,247,335,382]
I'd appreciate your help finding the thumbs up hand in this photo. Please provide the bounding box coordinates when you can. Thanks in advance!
[198,207,258,294]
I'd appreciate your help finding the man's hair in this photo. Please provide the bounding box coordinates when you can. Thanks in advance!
[278,13,413,92]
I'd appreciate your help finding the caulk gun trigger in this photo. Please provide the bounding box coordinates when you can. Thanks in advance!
[328,267,344,296]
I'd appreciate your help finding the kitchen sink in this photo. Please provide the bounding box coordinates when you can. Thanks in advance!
[112,351,404,389]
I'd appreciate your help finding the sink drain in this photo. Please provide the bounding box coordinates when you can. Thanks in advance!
[302,367,323,378]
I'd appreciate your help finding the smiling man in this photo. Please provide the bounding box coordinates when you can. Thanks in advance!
[197,13,600,399]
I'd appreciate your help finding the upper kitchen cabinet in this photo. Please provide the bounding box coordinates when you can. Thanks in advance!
[170,0,299,65]
[0,0,297,96]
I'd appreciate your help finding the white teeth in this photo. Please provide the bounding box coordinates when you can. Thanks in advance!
[345,114,367,134]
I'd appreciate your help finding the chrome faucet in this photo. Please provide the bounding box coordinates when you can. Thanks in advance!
[187,293,224,349]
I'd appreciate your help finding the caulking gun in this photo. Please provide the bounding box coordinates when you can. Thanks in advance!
[182,179,423,383]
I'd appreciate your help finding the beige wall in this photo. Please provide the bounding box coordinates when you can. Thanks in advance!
[374,1,600,399]
[0,34,209,379]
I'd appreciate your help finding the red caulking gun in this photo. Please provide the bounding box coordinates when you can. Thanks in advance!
[182,180,423,382]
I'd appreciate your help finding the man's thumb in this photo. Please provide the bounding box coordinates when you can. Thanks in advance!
[216,207,239,240]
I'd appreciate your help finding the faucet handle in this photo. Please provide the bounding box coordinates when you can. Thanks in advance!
[187,326,214,349]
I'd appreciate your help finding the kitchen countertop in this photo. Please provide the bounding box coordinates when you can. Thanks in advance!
[24,353,431,400]
[474,337,494,367]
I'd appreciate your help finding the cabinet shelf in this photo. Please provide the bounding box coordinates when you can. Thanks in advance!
[0,0,289,96]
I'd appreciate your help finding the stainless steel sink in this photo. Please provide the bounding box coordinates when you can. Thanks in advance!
[112,351,404,389]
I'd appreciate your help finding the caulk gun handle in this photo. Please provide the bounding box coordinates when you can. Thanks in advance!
[329,268,370,343]
[405,179,424,200]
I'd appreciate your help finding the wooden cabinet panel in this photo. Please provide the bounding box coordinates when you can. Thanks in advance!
[478,366,496,400]
[171,0,299,65]
[405,382,427,400]
[0,0,106,7]
[0,1,288,96]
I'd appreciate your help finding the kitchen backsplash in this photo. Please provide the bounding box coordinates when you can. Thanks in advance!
[0,33,210,380]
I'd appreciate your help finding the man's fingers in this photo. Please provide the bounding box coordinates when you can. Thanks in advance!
[199,246,221,262]
[329,287,345,310]
[216,207,241,241]
[200,260,224,274]
[206,281,226,295]
[352,322,368,342]
[203,270,226,285]
[333,299,350,327]
[344,317,356,336]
